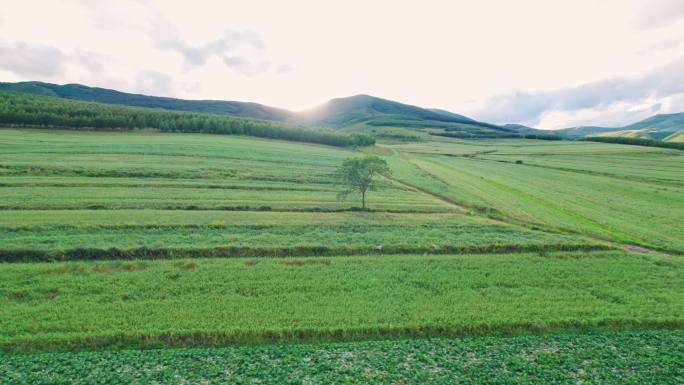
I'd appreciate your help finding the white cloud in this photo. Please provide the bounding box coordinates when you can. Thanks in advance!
[0,0,682,128]
[0,42,65,77]
[473,56,684,128]
[132,71,173,95]
[636,38,683,55]
[632,0,684,29]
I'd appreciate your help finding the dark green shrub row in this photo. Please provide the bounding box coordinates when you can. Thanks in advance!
[0,243,613,263]
[371,133,422,142]
[585,136,684,150]
[522,133,563,140]
[0,91,374,147]
[430,132,519,139]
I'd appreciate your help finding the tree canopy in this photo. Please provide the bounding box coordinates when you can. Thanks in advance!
[335,156,390,209]
[0,91,375,147]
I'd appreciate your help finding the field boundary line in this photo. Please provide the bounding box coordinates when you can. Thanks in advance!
[3,320,683,354]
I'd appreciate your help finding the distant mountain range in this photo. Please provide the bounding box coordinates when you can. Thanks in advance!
[554,113,684,141]
[0,81,293,121]
[1,81,681,142]
[0,81,515,139]
[297,94,479,127]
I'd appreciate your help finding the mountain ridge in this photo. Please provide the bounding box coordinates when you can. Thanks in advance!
[555,112,684,141]
[0,81,513,139]
[5,80,680,141]
[0,81,294,121]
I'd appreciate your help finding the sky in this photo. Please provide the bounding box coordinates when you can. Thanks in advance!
[1,0,683,129]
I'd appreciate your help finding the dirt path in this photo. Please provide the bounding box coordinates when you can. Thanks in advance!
[620,244,672,256]
[382,173,466,212]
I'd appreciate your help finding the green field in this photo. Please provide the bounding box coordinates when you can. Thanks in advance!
[0,129,444,212]
[0,210,604,261]
[1,251,682,353]
[1,127,682,381]
[2,329,681,384]
[383,139,684,253]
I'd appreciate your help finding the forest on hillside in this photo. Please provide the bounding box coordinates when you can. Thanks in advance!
[0,92,374,147]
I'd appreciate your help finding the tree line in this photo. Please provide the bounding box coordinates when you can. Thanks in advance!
[584,136,683,150]
[0,91,374,147]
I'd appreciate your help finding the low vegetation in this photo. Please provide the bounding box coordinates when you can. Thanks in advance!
[1,251,682,353]
[383,139,684,253]
[585,136,684,150]
[0,211,606,262]
[1,126,682,378]
[2,329,681,384]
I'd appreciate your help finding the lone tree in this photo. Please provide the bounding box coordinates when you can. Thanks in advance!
[335,155,390,209]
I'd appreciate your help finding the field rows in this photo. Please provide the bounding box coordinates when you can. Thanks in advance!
[1,251,682,353]
[2,329,682,384]
[383,141,684,253]
[1,129,683,373]
[0,210,606,261]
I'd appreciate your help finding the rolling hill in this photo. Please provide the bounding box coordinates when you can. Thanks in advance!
[0,82,518,139]
[297,94,490,127]
[296,94,516,139]
[665,131,684,142]
[556,112,684,141]
[0,81,293,121]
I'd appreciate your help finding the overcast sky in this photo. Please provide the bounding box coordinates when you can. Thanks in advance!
[1,0,683,128]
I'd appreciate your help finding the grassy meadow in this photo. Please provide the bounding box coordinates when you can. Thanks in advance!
[383,139,684,253]
[0,127,682,381]
[2,251,682,353]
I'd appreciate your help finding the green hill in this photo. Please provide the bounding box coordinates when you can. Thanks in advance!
[624,112,684,131]
[0,82,520,139]
[665,130,684,142]
[427,108,476,122]
[0,91,373,147]
[0,81,294,121]
[296,94,515,139]
[556,112,684,140]
[298,94,483,126]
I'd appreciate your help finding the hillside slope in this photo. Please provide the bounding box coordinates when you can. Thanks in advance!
[665,131,684,142]
[0,91,373,146]
[1,81,518,139]
[296,94,515,139]
[557,112,684,140]
[298,94,482,127]
[0,81,293,121]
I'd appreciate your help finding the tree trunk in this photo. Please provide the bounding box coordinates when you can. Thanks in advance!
[361,190,366,209]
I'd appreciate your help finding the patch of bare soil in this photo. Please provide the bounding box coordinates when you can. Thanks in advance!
[620,244,671,256]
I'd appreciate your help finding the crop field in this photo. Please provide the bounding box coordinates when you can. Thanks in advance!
[1,251,683,353]
[383,139,684,253]
[0,129,443,212]
[1,128,683,382]
[2,329,681,384]
[0,211,603,261]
